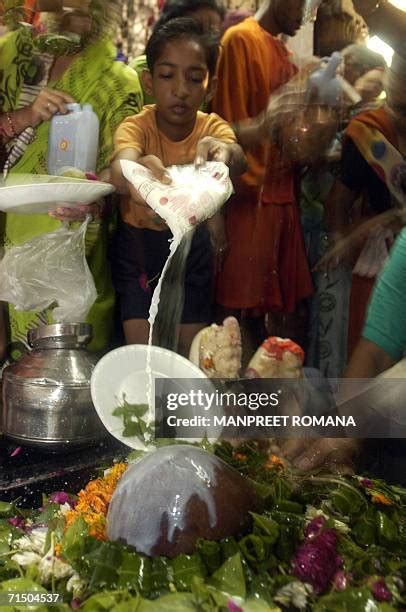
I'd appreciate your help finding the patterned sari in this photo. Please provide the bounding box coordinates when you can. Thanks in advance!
[0,29,142,353]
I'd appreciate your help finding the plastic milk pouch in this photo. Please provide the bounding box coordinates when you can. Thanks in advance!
[120,160,233,240]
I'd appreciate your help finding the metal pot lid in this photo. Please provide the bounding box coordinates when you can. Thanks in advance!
[28,323,92,346]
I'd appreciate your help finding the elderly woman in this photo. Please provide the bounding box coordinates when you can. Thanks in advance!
[0,0,142,358]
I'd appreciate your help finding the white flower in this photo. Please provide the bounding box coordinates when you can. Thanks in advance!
[305,505,350,534]
[38,549,74,583]
[274,581,313,610]
[11,551,42,567]
[13,527,48,555]
[58,503,72,516]
[66,572,87,597]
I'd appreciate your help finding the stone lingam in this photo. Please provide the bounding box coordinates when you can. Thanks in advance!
[106,445,259,558]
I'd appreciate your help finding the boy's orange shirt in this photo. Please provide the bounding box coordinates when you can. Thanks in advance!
[113,104,237,230]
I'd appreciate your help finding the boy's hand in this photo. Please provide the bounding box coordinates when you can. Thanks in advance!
[138,155,172,184]
[195,137,232,166]
[195,138,247,177]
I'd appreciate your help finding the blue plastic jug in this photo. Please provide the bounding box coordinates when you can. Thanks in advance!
[47,103,99,176]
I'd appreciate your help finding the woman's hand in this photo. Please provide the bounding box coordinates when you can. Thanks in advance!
[27,88,75,128]
[49,201,103,222]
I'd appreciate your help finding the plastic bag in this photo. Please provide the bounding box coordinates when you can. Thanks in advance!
[120,160,233,239]
[0,217,97,322]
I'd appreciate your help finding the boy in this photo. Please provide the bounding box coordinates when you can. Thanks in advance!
[110,18,246,356]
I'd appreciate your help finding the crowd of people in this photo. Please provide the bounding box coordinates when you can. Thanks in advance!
[0,0,406,475]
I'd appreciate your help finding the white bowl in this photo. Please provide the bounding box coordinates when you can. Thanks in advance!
[90,344,216,450]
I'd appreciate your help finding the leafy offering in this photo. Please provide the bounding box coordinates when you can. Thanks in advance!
[0,442,404,611]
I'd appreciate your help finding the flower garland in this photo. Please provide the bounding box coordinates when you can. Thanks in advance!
[64,462,127,540]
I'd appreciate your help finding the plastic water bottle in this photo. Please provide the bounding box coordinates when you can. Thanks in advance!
[47,103,99,176]
[307,53,345,107]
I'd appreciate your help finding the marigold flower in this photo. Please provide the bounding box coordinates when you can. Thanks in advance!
[265,454,285,470]
[371,492,392,506]
[233,452,248,461]
[63,463,127,540]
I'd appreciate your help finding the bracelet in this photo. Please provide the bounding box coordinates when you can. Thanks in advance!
[6,112,17,138]
[0,112,17,140]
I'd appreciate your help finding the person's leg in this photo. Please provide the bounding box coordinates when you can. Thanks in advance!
[111,221,170,346]
[180,226,214,357]
[178,322,206,357]
[123,318,150,345]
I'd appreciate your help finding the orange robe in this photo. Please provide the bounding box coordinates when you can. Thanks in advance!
[212,17,313,313]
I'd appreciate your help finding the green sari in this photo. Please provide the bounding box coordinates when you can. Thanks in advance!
[0,29,142,353]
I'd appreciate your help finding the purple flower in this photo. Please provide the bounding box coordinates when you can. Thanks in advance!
[8,517,25,529]
[360,478,373,488]
[372,578,392,602]
[293,528,342,594]
[305,515,326,539]
[227,602,242,612]
[70,598,82,609]
[49,492,76,507]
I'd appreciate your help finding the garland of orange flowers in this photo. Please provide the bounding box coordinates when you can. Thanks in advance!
[64,462,127,540]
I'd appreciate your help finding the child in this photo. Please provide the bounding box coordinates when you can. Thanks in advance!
[110,17,245,356]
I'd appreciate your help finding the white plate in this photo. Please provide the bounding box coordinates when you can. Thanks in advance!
[0,174,115,214]
[91,344,218,450]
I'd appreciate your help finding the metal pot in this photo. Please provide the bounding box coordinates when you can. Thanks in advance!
[2,323,106,450]
[278,104,339,164]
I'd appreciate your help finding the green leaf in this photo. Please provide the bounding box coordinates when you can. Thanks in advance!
[376,512,398,548]
[352,509,377,547]
[60,516,89,566]
[330,485,366,516]
[195,539,222,573]
[251,513,280,543]
[170,553,207,591]
[239,534,277,571]
[220,537,239,560]
[116,551,151,593]
[85,540,123,590]
[136,592,197,611]
[0,502,15,518]
[274,523,301,563]
[243,599,281,612]
[149,557,171,598]
[313,587,398,611]
[208,552,246,599]
[81,591,131,611]
[113,403,149,418]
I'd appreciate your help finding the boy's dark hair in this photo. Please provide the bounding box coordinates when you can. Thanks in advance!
[146,17,220,76]
[153,0,225,33]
